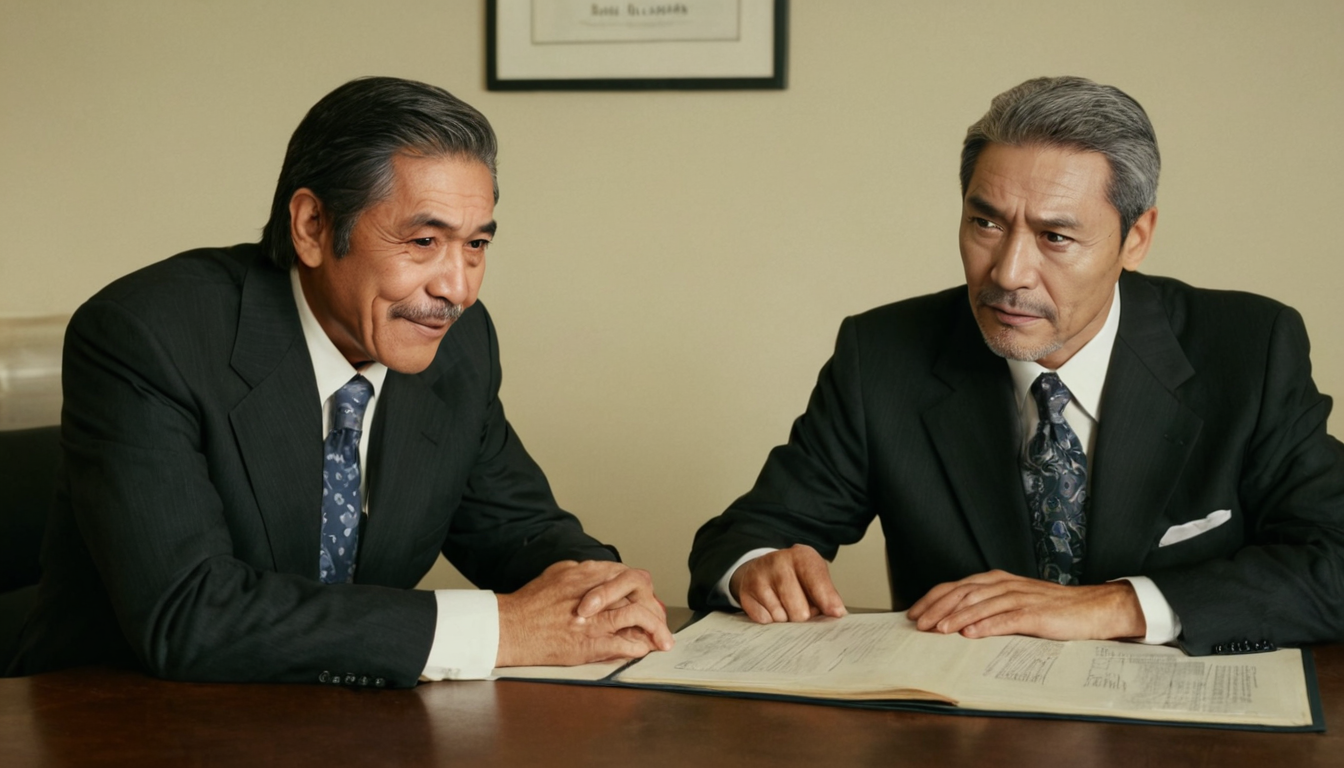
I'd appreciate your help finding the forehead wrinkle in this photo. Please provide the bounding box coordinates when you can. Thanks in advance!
[970,146,1111,229]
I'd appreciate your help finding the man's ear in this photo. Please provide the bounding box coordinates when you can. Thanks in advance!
[289,189,328,269]
[1120,207,1158,272]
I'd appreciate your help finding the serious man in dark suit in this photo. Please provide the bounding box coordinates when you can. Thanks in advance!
[688,76,1344,655]
[9,77,671,685]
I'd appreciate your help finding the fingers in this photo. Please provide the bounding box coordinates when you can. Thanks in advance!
[907,569,1020,630]
[796,551,847,619]
[497,561,675,667]
[905,572,1146,641]
[589,627,661,663]
[575,566,659,620]
[589,600,674,653]
[739,588,796,624]
[927,591,1032,636]
[732,545,846,624]
[565,563,673,651]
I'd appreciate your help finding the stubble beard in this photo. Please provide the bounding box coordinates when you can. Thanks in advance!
[974,287,1062,363]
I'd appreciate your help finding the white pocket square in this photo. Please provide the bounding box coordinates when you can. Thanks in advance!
[1159,509,1232,547]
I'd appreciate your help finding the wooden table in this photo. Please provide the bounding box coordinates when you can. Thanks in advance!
[3,609,1340,767]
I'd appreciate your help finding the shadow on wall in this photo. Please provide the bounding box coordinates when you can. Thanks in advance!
[0,316,66,430]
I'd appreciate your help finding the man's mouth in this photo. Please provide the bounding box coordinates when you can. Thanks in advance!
[400,315,452,338]
[389,301,464,334]
[989,304,1043,327]
[977,288,1054,328]
[407,316,448,330]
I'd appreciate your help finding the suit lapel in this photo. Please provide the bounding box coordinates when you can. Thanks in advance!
[921,306,1038,576]
[228,258,324,577]
[1085,273,1202,581]
[355,345,457,584]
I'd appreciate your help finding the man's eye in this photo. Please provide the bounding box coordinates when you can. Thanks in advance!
[971,217,998,230]
[1043,232,1071,244]
[411,237,435,247]
[468,239,491,249]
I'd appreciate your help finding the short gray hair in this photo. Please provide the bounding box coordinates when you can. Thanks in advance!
[960,76,1160,241]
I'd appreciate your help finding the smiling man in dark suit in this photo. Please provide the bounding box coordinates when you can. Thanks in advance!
[689,76,1344,655]
[9,76,671,685]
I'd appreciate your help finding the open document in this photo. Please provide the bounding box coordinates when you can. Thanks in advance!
[607,612,1319,729]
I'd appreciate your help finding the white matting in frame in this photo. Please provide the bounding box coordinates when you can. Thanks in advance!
[487,0,788,90]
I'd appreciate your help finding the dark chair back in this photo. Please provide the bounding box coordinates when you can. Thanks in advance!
[0,425,60,669]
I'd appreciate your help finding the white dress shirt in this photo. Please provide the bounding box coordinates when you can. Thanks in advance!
[719,284,1181,645]
[290,271,498,680]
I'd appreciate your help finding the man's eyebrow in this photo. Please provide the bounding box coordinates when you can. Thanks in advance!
[405,213,498,236]
[1031,211,1080,231]
[966,195,1002,219]
[965,195,1080,231]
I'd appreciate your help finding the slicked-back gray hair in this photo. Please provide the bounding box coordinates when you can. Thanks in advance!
[960,76,1160,241]
[260,76,499,270]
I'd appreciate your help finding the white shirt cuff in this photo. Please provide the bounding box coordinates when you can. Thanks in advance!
[419,590,499,681]
[715,548,779,608]
[1115,576,1183,645]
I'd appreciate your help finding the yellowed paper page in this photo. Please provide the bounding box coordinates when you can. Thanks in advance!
[614,612,1314,727]
[616,612,956,701]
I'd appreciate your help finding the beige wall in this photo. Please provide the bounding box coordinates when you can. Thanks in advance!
[3,1,1341,609]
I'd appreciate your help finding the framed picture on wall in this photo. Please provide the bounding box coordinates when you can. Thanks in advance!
[486,0,788,90]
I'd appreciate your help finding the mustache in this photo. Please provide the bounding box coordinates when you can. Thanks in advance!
[977,287,1056,322]
[388,300,465,324]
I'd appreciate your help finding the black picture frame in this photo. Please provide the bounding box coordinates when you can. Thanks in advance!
[486,0,788,91]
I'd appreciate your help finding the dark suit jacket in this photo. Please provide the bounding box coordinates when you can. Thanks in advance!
[9,244,616,686]
[689,271,1344,655]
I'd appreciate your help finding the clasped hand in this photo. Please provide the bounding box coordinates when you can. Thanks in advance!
[496,560,674,667]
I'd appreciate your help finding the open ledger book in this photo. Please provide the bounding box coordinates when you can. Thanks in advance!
[494,611,1321,731]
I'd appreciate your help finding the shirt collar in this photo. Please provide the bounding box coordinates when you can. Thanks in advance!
[1007,282,1121,423]
[289,269,389,404]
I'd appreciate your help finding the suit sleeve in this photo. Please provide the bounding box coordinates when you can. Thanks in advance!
[60,297,437,687]
[438,304,618,594]
[1151,306,1344,654]
[688,316,876,609]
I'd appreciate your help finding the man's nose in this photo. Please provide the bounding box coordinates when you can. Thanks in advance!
[989,231,1036,291]
[427,252,478,308]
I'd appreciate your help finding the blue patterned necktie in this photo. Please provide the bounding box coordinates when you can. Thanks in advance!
[1021,372,1088,585]
[319,375,374,584]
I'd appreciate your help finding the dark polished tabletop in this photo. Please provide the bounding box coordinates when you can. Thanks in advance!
[2,608,1340,768]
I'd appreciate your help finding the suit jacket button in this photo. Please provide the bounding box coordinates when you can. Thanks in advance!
[319,671,331,683]
[374,678,386,688]
[343,673,357,685]
[1212,644,1226,654]
[359,676,370,687]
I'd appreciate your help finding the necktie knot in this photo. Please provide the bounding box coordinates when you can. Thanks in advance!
[332,375,374,433]
[1030,372,1073,424]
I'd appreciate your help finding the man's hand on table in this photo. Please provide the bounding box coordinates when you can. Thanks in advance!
[495,561,673,667]
[729,544,849,624]
[907,569,1146,641]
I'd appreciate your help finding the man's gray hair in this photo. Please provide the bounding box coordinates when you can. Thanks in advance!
[260,76,499,271]
[960,76,1160,240]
